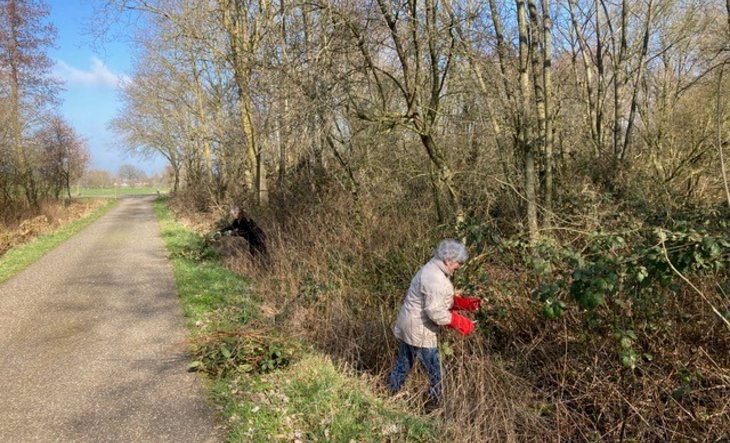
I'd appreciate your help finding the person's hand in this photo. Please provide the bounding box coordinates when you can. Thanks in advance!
[452,295,482,311]
[447,312,475,336]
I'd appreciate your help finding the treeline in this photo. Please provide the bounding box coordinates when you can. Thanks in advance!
[81,164,170,189]
[108,0,730,227]
[0,0,89,215]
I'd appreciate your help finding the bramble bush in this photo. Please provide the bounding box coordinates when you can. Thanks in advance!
[450,216,730,440]
[457,219,730,370]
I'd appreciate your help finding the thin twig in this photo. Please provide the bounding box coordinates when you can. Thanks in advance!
[659,238,730,330]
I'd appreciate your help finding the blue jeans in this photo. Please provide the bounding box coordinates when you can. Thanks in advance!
[387,341,442,402]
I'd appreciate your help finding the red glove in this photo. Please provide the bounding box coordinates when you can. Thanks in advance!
[447,312,475,336]
[452,295,482,311]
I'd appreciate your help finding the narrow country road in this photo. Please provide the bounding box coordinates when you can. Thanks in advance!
[0,197,223,442]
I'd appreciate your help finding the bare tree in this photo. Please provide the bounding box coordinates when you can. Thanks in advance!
[117,163,147,186]
[37,116,89,199]
[719,67,730,207]
[541,0,554,226]
[82,169,114,189]
[219,0,273,206]
[339,0,464,223]
[516,0,539,239]
[102,0,730,232]
[0,0,59,207]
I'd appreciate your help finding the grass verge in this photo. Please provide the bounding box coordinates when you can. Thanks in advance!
[154,198,255,328]
[0,199,117,284]
[153,198,440,442]
[214,355,438,443]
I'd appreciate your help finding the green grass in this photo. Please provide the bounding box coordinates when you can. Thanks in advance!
[0,199,118,284]
[153,199,255,328]
[153,198,440,442]
[214,355,437,443]
[78,187,168,198]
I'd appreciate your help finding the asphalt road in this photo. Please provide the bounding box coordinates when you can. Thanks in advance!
[0,197,223,442]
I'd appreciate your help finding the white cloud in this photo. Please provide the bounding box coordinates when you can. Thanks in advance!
[55,57,131,88]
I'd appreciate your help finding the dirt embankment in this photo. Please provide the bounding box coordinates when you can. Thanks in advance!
[0,199,107,256]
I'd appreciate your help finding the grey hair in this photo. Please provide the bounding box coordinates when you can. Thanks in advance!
[434,239,469,264]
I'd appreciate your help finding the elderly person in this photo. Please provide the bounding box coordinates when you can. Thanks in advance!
[387,239,481,411]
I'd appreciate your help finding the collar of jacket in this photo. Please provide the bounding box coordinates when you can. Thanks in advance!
[430,258,451,276]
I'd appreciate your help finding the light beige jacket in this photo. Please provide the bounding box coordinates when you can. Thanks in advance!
[393,258,454,348]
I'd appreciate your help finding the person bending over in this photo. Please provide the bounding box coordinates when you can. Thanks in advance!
[216,206,268,260]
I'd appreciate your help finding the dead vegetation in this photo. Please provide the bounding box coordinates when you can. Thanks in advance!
[0,199,107,256]
[167,177,730,441]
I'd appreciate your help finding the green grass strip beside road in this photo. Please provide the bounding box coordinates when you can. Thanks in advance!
[153,198,255,328]
[153,198,440,443]
[0,199,118,284]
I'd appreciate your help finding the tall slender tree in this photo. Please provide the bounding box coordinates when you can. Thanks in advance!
[516,0,539,239]
[0,0,58,207]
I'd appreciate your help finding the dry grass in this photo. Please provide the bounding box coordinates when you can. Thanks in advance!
[168,179,730,442]
[173,190,553,441]
[0,198,107,256]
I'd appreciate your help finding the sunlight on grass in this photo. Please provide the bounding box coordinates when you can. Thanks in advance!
[213,355,438,443]
[153,199,254,326]
[153,198,441,442]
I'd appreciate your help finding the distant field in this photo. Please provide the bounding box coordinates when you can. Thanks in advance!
[78,187,168,198]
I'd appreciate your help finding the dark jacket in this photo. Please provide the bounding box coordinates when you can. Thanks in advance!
[219,216,268,257]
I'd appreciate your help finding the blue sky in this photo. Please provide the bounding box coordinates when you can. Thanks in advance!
[47,0,166,176]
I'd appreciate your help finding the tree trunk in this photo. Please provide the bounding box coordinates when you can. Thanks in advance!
[8,0,36,208]
[528,0,546,228]
[419,133,464,225]
[541,0,554,228]
[621,0,654,163]
[568,0,598,154]
[517,0,539,240]
[429,163,446,224]
[257,147,268,205]
[277,98,288,188]
[173,164,180,193]
[594,0,605,156]
[718,67,730,208]
[221,0,263,205]
[488,0,515,108]
[237,67,259,203]
[611,0,628,162]
[190,56,214,189]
